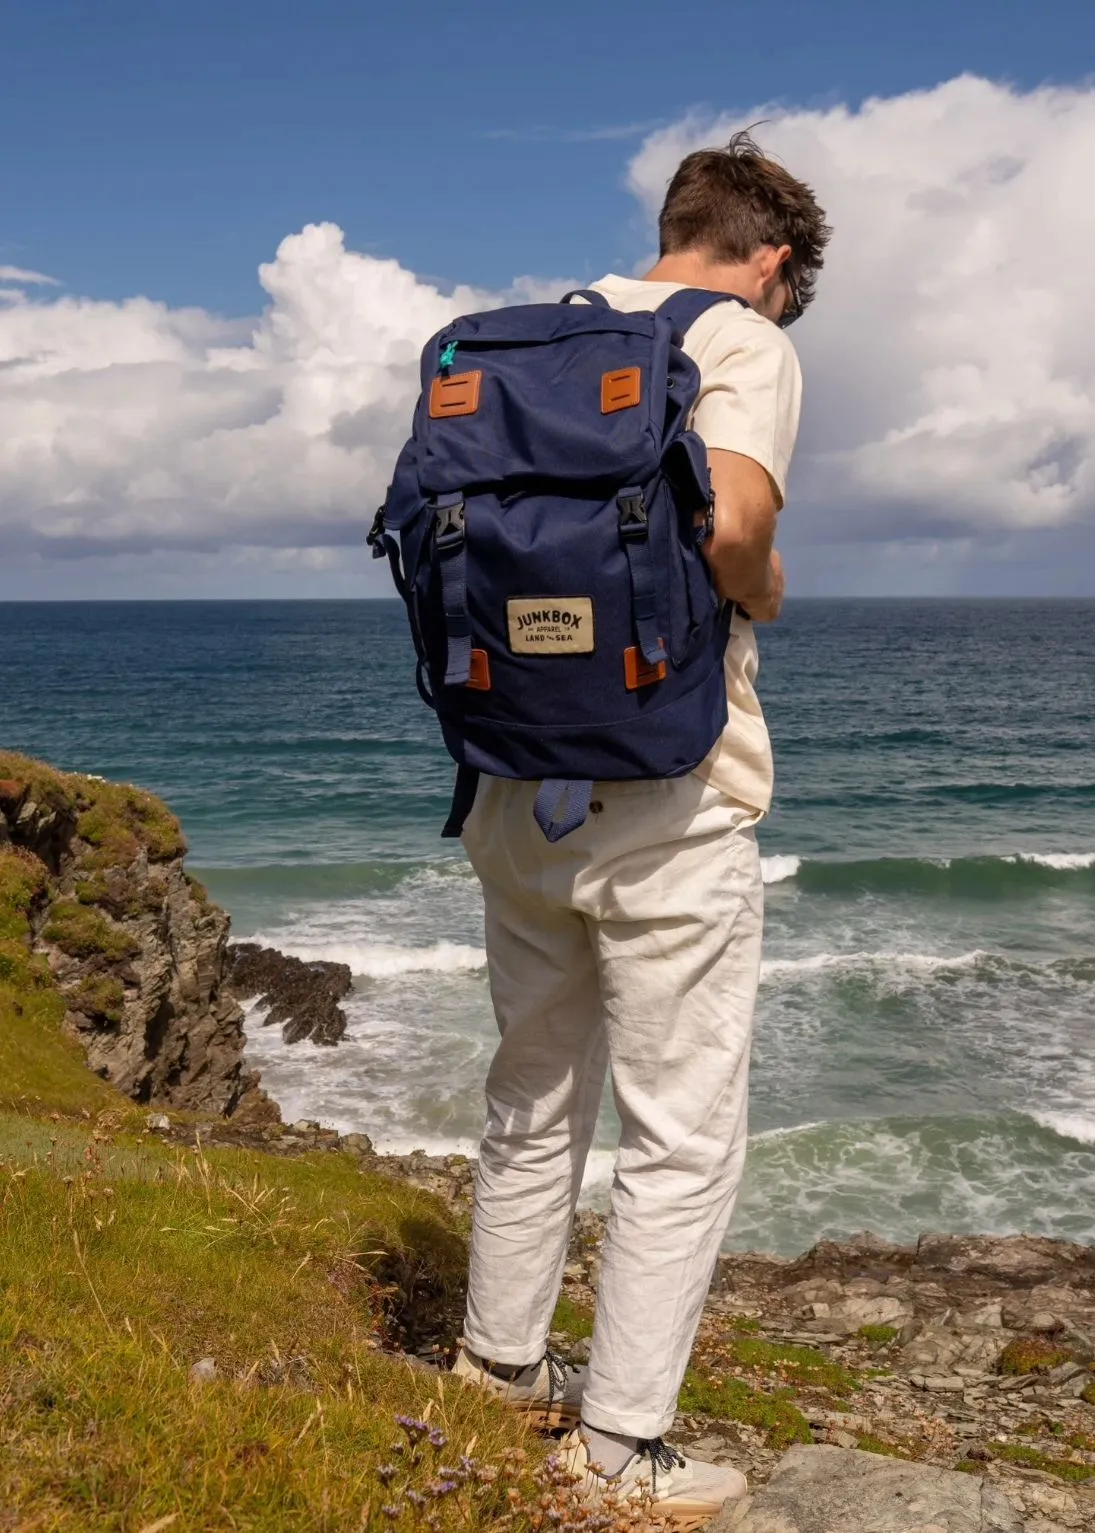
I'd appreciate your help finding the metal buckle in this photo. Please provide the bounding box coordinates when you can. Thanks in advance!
[617,491,647,540]
[434,499,466,549]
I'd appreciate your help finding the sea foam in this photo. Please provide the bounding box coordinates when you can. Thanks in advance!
[249,935,487,978]
[761,855,801,884]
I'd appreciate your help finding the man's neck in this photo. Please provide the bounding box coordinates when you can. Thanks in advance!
[642,252,761,308]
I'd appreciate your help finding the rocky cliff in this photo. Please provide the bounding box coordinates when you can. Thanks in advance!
[0,751,273,1118]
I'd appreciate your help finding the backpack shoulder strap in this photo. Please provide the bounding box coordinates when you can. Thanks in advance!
[656,288,749,338]
[559,288,611,307]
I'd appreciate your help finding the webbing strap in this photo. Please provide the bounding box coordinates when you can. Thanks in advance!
[434,493,471,686]
[368,510,410,601]
[617,488,665,667]
[655,289,747,339]
[379,534,408,599]
[533,779,594,842]
[441,764,480,839]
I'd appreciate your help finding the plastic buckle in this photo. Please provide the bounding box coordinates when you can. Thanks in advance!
[617,490,647,541]
[434,499,466,550]
[367,507,386,558]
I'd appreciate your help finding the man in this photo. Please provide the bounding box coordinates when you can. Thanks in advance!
[452,132,830,1522]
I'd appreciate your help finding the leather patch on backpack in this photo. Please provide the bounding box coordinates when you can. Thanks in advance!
[624,644,666,689]
[507,598,594,654]
[466,648,492,691]
[429,370,482,418]
[601,367,641,414]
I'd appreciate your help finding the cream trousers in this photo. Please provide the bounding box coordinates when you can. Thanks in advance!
[460,773,763,1439]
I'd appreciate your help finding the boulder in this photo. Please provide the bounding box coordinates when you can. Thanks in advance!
[710,1445,1025,1532]
[826,1295,912,1334]
[900,1324,1007,1379]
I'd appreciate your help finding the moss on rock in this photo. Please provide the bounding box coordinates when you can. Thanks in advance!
[998,1336,1075,1377]
[42,900,140,963]
[0,752,186,867]
[68,972,126,1025]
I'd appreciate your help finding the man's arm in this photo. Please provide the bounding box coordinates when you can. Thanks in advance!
[700,447,785,621]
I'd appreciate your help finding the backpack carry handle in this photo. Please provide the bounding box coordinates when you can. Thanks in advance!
[559,288,611,307]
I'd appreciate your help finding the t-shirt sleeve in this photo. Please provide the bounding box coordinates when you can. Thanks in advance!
[688,315,803,501]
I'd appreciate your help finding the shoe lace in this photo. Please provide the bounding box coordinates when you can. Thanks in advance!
[635,1438,686,1492]
[544,1348,582,1405]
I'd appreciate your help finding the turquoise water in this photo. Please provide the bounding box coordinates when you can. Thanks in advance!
[3,598,1094,1255]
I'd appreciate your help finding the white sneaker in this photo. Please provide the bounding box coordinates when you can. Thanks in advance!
[451,1346,585,1428]
[560,1428,748,1531]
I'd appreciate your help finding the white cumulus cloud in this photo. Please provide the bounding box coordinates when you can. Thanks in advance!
[0,224,514,558]
[629,76,1095,542]
[2,75,1095,594]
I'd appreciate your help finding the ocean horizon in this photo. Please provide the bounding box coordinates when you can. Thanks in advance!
[3,596,1093,1255]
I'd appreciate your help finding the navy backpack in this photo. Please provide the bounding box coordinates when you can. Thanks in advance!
[369,287,743,841]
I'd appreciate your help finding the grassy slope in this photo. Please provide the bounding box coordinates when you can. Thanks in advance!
[0,1116,561,1530]
[0,751,178,1117]
[0,755,581,1531]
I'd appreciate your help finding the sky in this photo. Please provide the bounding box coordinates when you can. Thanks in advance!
[2,0,1095,599]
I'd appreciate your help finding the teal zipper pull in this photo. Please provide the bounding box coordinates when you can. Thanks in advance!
[439,341,458,372]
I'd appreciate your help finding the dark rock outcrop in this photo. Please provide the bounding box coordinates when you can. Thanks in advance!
[227,942,351,1046]
[0,753,277,1120]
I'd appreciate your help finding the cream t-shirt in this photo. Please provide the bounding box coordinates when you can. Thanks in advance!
[588,274,802,817]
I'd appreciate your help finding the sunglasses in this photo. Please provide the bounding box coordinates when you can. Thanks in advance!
[778,260,804,329]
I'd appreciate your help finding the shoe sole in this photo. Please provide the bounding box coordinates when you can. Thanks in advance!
[510,1400,582,1429]
[655,1505,727,1532]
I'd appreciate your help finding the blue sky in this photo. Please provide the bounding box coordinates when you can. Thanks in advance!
[5,0,1092,315]
[2,1,1095,598]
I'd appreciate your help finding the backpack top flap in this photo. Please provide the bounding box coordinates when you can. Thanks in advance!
[416,302,671,495]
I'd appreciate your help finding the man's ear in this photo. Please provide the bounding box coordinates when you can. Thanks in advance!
[757,243,791,284]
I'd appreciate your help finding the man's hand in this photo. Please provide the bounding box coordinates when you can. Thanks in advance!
[737,549,785,623]
[701,449,781,603]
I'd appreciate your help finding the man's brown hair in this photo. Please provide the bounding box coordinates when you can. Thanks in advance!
[658,129,831,309]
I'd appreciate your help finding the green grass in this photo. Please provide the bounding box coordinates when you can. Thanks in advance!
[0,750,186,865]
[678,1368,811,1449]
[0,1115,576,1530]
[0,753,187,1116]
[41,899,140,962]
[70,971,127,1024]
[0,848,124,1117]
[986,1442,1095,1483]
[856,1433,910,1460]
[0,753,688,1530]
[551,1294,594,1340]
[857,1324,899,1348]
[714,1334,859,1396]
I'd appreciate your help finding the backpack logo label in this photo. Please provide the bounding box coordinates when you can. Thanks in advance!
[507,597,595,653]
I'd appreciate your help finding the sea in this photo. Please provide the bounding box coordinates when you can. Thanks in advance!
[3,599,1093,1256]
